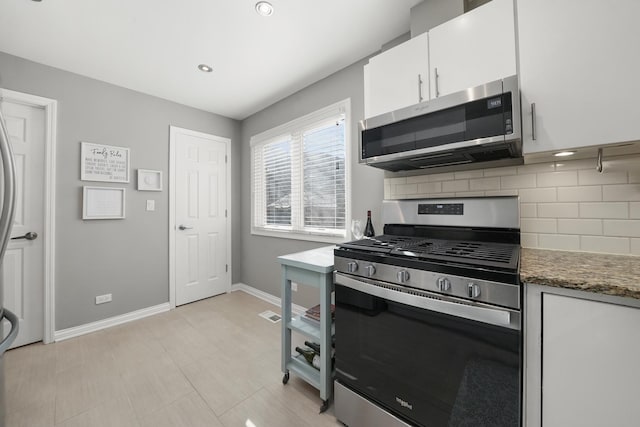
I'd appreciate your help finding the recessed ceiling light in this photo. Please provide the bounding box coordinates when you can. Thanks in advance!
[197,64,213,73]
[554,151,575,157]
[255,1,274,16]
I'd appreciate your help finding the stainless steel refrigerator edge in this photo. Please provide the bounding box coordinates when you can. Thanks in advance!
[0,102,21,427]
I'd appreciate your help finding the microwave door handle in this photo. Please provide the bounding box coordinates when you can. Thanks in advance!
[335,273,516,329]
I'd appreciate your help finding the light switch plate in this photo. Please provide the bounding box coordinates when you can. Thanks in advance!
[146,200,155,211]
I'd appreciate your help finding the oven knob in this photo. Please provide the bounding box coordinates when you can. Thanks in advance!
[436,277,451,292]
[397,270,410,283]
[347,262,359,273]
[364,265,376,277]
[468,283,481,298]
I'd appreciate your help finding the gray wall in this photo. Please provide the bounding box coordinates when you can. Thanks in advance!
[240,59,384,308]
[0,52,241,330]
[410,0,464,36]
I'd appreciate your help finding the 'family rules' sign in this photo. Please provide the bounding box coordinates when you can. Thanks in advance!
[80,142,130,183]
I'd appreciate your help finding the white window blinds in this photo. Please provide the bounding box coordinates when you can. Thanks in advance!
[251,99,350,241]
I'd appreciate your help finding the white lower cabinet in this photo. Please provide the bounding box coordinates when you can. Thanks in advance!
[526,286,640,427]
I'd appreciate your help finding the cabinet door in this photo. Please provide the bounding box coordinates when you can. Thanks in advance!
[519,0,640,154]
[428,0,516,99]
[542,294,640,426]
[364,32,429,119]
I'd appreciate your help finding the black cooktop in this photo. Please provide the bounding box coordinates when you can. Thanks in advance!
[339,234,520,271]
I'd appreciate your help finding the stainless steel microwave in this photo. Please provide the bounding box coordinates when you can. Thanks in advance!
[359,75,522,172]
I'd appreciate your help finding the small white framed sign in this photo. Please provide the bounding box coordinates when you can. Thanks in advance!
[137,169,163,191]
[81,142,130,183]
[83,186,126,220]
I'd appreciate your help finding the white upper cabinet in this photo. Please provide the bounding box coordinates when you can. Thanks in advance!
[364,0,516,119]
[364,32,429,119]
[428,0,516,99]
[519,0,640,154]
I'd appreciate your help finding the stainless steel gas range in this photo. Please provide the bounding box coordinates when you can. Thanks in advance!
[334,197,522,427]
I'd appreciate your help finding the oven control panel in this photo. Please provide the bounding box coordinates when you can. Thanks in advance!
[418,203,464,215]
[334,256,520,310]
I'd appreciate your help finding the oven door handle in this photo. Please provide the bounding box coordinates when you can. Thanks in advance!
[335,273,519,330]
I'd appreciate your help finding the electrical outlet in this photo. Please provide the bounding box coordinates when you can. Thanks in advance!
[291,282,298,292]
[95,293,112,305]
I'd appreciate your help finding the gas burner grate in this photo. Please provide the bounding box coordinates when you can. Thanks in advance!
[430,241,515,264]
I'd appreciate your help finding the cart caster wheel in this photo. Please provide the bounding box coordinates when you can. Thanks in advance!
[319,399,330,413]
[282,372,290,384]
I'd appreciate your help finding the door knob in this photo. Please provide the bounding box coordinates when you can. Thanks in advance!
[11,231,38,241]
[178,225,193,230]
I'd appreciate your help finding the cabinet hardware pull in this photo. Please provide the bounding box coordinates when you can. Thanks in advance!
[418,74,424,102]
[434,68,440,98]
[531,102,537,140]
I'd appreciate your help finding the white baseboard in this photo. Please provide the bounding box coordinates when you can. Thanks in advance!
[54,302,171,342]
[231,282,306,316]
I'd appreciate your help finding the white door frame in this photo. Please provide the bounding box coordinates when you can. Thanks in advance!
[1,88,57,344]
[168,126,232,309]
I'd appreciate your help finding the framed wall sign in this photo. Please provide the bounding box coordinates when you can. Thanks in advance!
[82,186,126,219]
[81,142,130,183]
[137,169,163,191]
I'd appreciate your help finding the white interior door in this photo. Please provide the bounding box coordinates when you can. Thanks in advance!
[1,100,45,348]
[173,127,229,306]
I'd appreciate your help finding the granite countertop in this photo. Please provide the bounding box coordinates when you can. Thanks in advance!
[520,248,640,299]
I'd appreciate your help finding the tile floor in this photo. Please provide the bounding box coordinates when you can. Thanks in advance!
[4,291,342,427]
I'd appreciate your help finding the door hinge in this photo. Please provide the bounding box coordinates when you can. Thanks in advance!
[225,155,228,163]
[226,264,228,273]
[225,209,228,218]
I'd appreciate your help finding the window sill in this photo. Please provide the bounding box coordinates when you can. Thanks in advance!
[251,228,348,245]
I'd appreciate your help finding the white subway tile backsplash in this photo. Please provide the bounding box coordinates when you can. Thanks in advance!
[557,186,602,202]
[454,170,484,180]
[395,184,418,195]
[483,166,517,177]
[501,174,536,189]
[387,177,407,185]
[538,234,581,251]
[603,184,640,201]
[603,220,640,237]
[580,236,630,255]
[517,163,555,174]
[537,203,579,218]
[580,202,629,219]
[442,180,469,193]
[406,175,430,184]
[485,190,518,196]
[520,203,537,218]
[428,172,455,182]
[554,158,597,171]
[469,177,501,191]
[519,188,557,203]
[557,219,602,235]
[383,154,640,256]
[578,169,628,185]
[537,171,578,188]
[521,233,539,248]
[417,181,442,194]
[521,218,557,234]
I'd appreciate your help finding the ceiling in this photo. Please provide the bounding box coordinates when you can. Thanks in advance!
[0,0,422,120]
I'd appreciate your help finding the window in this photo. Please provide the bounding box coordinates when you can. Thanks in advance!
[251,100,350,242]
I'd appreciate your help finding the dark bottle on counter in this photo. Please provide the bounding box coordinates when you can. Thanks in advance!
[295,346,320,370]
[364,210,375,238]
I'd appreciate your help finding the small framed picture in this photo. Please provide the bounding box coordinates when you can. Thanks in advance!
[83,186,126,220]
[137,169,163,191]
